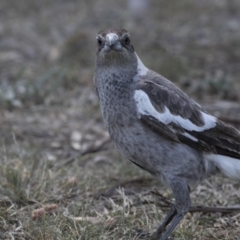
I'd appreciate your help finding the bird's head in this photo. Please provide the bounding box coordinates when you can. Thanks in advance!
[95,28,137,69]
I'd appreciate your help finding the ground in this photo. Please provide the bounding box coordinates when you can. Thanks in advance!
[0,0,240,239]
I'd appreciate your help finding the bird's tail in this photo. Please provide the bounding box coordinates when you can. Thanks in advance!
[207,154,240,179]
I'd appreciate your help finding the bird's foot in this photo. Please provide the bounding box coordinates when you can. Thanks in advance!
[150,229,163,240]
[150,231,174,240]
[134,228,151,239]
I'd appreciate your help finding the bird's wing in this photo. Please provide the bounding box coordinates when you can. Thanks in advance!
[134,71,240,158]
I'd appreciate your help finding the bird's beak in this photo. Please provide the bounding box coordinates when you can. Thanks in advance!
[104,33,122,52]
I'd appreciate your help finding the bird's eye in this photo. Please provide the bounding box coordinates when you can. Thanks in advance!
[97,37,104,47]
[123,35,130,45]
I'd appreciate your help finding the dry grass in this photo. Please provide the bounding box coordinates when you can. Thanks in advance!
[1,0,240,239]
[1,133,240,240]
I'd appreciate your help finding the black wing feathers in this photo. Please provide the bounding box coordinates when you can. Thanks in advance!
[136,71,240,160]
[140,115,180,143]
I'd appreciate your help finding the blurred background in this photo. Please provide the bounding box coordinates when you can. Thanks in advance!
[1,0,240,107]
[1,0,240,239]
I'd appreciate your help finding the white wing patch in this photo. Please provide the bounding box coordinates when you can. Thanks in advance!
[133,54,149,81]
[206,154,240,179]
[134,89,217,133]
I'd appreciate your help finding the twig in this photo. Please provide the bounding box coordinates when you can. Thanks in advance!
[92,177,155,198]
[152,189,240,214]
[189,205,240,214]
[55,136,111,168]
[81,136,110,155]
[94,185,240,215]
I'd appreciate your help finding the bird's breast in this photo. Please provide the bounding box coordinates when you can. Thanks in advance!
[96,74,137,127]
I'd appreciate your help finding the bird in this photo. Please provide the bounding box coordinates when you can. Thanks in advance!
[93,28,240,240]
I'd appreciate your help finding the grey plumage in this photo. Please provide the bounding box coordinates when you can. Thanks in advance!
[94,28,240,240]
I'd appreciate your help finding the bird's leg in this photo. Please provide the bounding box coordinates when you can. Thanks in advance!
[159,211,187,240]
[150,207,177,240]
[151,178,191,240]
